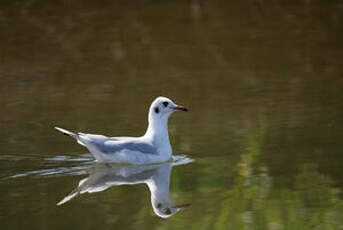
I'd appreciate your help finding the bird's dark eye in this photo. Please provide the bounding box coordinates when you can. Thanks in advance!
[154,107,160,114]
[163,102,169,107]
[165,208,171,215]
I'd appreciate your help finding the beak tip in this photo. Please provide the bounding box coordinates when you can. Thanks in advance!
[174,105,189,112]
[174,203,191,209]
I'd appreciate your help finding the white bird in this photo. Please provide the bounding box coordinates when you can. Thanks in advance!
[57,159,192,218]
[55,96,188,164]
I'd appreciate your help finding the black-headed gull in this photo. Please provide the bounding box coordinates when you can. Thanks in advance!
[57,159,192,218]
[55,97,188,164]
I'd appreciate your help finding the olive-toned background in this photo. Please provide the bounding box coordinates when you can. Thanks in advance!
[1,0,343,229]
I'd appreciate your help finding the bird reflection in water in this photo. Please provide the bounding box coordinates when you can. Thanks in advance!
[57,157,193,218]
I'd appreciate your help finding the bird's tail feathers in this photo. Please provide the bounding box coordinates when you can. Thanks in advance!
[54,127,78,139]
[57,189,80,206]
[57,178,88,206]
[54,127,87,147]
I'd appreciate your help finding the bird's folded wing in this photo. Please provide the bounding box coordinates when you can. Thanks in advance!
[102,140,158,154]
[79,134,157,155]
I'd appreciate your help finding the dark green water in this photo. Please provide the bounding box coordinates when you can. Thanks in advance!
[1,0,343,229]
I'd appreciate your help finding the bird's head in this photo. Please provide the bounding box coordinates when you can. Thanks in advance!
[148,96,188,124]
[152,200,191,218]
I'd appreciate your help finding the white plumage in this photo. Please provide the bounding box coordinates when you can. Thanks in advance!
[55,96,188,164]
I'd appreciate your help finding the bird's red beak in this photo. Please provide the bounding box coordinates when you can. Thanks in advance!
[173,203,191,209]
[172,105,189,112]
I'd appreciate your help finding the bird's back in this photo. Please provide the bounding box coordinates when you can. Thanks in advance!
[78,133,162,163]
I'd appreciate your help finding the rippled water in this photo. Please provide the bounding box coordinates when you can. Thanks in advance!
[1,0,343,229]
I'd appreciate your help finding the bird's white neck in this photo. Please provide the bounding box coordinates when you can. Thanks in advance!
[148,164,174,213]
[144,115,172,157]
[145,116,169,141]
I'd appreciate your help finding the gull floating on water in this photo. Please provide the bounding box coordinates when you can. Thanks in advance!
[57,158,192,218]
[55,97,188,164]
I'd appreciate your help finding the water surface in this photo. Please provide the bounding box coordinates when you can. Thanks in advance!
[1,0,343,229]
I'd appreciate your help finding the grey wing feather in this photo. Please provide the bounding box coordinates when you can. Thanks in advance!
[101,141,157,154]
[80,135,157,155]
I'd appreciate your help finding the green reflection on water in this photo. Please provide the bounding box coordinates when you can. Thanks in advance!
[1,0,343,229]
